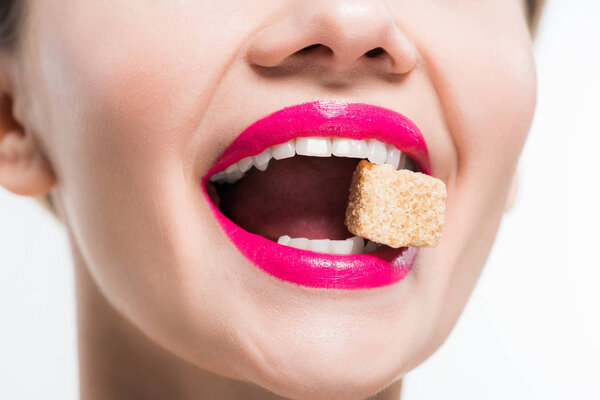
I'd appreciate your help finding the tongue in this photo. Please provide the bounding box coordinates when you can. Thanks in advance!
[218,156,359,241]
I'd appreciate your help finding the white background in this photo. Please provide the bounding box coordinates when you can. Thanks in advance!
[1,1,599,399]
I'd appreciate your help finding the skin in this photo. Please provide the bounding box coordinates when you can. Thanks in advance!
[0,0,536,399]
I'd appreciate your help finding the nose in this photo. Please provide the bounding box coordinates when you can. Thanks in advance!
[246,0,418,74]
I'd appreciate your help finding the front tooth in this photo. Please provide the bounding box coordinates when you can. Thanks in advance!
[308,239,330,253]
[332,138,368,158]
[348,139,368,158]
[332,138,352,157]
[277,235,291,246]
[386,145,402,170]
[238,157,253,173]
[288,237,310,250]
[272,140,296,160]
[253,147,272,171]
[367,139,387,164]
[296,137,332,157]
[329,238,354,255]
[349,236,365,254]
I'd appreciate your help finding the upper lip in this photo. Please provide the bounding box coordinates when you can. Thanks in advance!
[202,101,430,182]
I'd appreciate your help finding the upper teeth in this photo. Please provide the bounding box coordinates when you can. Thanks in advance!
[210,137,414,184]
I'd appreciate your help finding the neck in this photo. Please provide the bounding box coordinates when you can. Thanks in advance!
[74,254,402,400]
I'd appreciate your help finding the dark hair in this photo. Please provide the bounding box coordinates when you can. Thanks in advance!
[0,0,24,50]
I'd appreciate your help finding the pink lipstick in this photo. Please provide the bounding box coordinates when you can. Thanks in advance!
[202,101,429,289]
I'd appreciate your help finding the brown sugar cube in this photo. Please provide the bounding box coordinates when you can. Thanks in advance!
[345,160,447,248]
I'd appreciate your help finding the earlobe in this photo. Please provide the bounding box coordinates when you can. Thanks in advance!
[504,170,519,212]
[0,129,56,196]
[0,86,56,196]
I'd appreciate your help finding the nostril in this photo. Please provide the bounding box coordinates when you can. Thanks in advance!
[364,47,386,58]
[295,44,334,56]
[298,44,322,53]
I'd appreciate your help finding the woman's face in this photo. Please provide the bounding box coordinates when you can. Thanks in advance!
[10,0,535,398]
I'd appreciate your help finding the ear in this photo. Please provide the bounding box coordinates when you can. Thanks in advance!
[0,67,56,196]
[504,170,519,212]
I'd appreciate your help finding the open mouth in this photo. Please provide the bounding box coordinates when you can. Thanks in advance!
[201,102,430,289]
[207,137,418,255]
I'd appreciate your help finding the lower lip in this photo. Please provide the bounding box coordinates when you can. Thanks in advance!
[202,182,417,289]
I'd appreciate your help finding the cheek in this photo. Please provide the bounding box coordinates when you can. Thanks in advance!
[431,46,536,176]
[399,1,536,203]
[415,4,537,176]
[27,1,263,332]
[33,0,258,237]
[40,3,248,162]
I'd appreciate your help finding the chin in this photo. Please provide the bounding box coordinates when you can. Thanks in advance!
[252,352,404,400]
[232,313,428,400]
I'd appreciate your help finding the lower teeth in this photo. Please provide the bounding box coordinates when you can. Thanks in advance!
[277,235,381,255]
